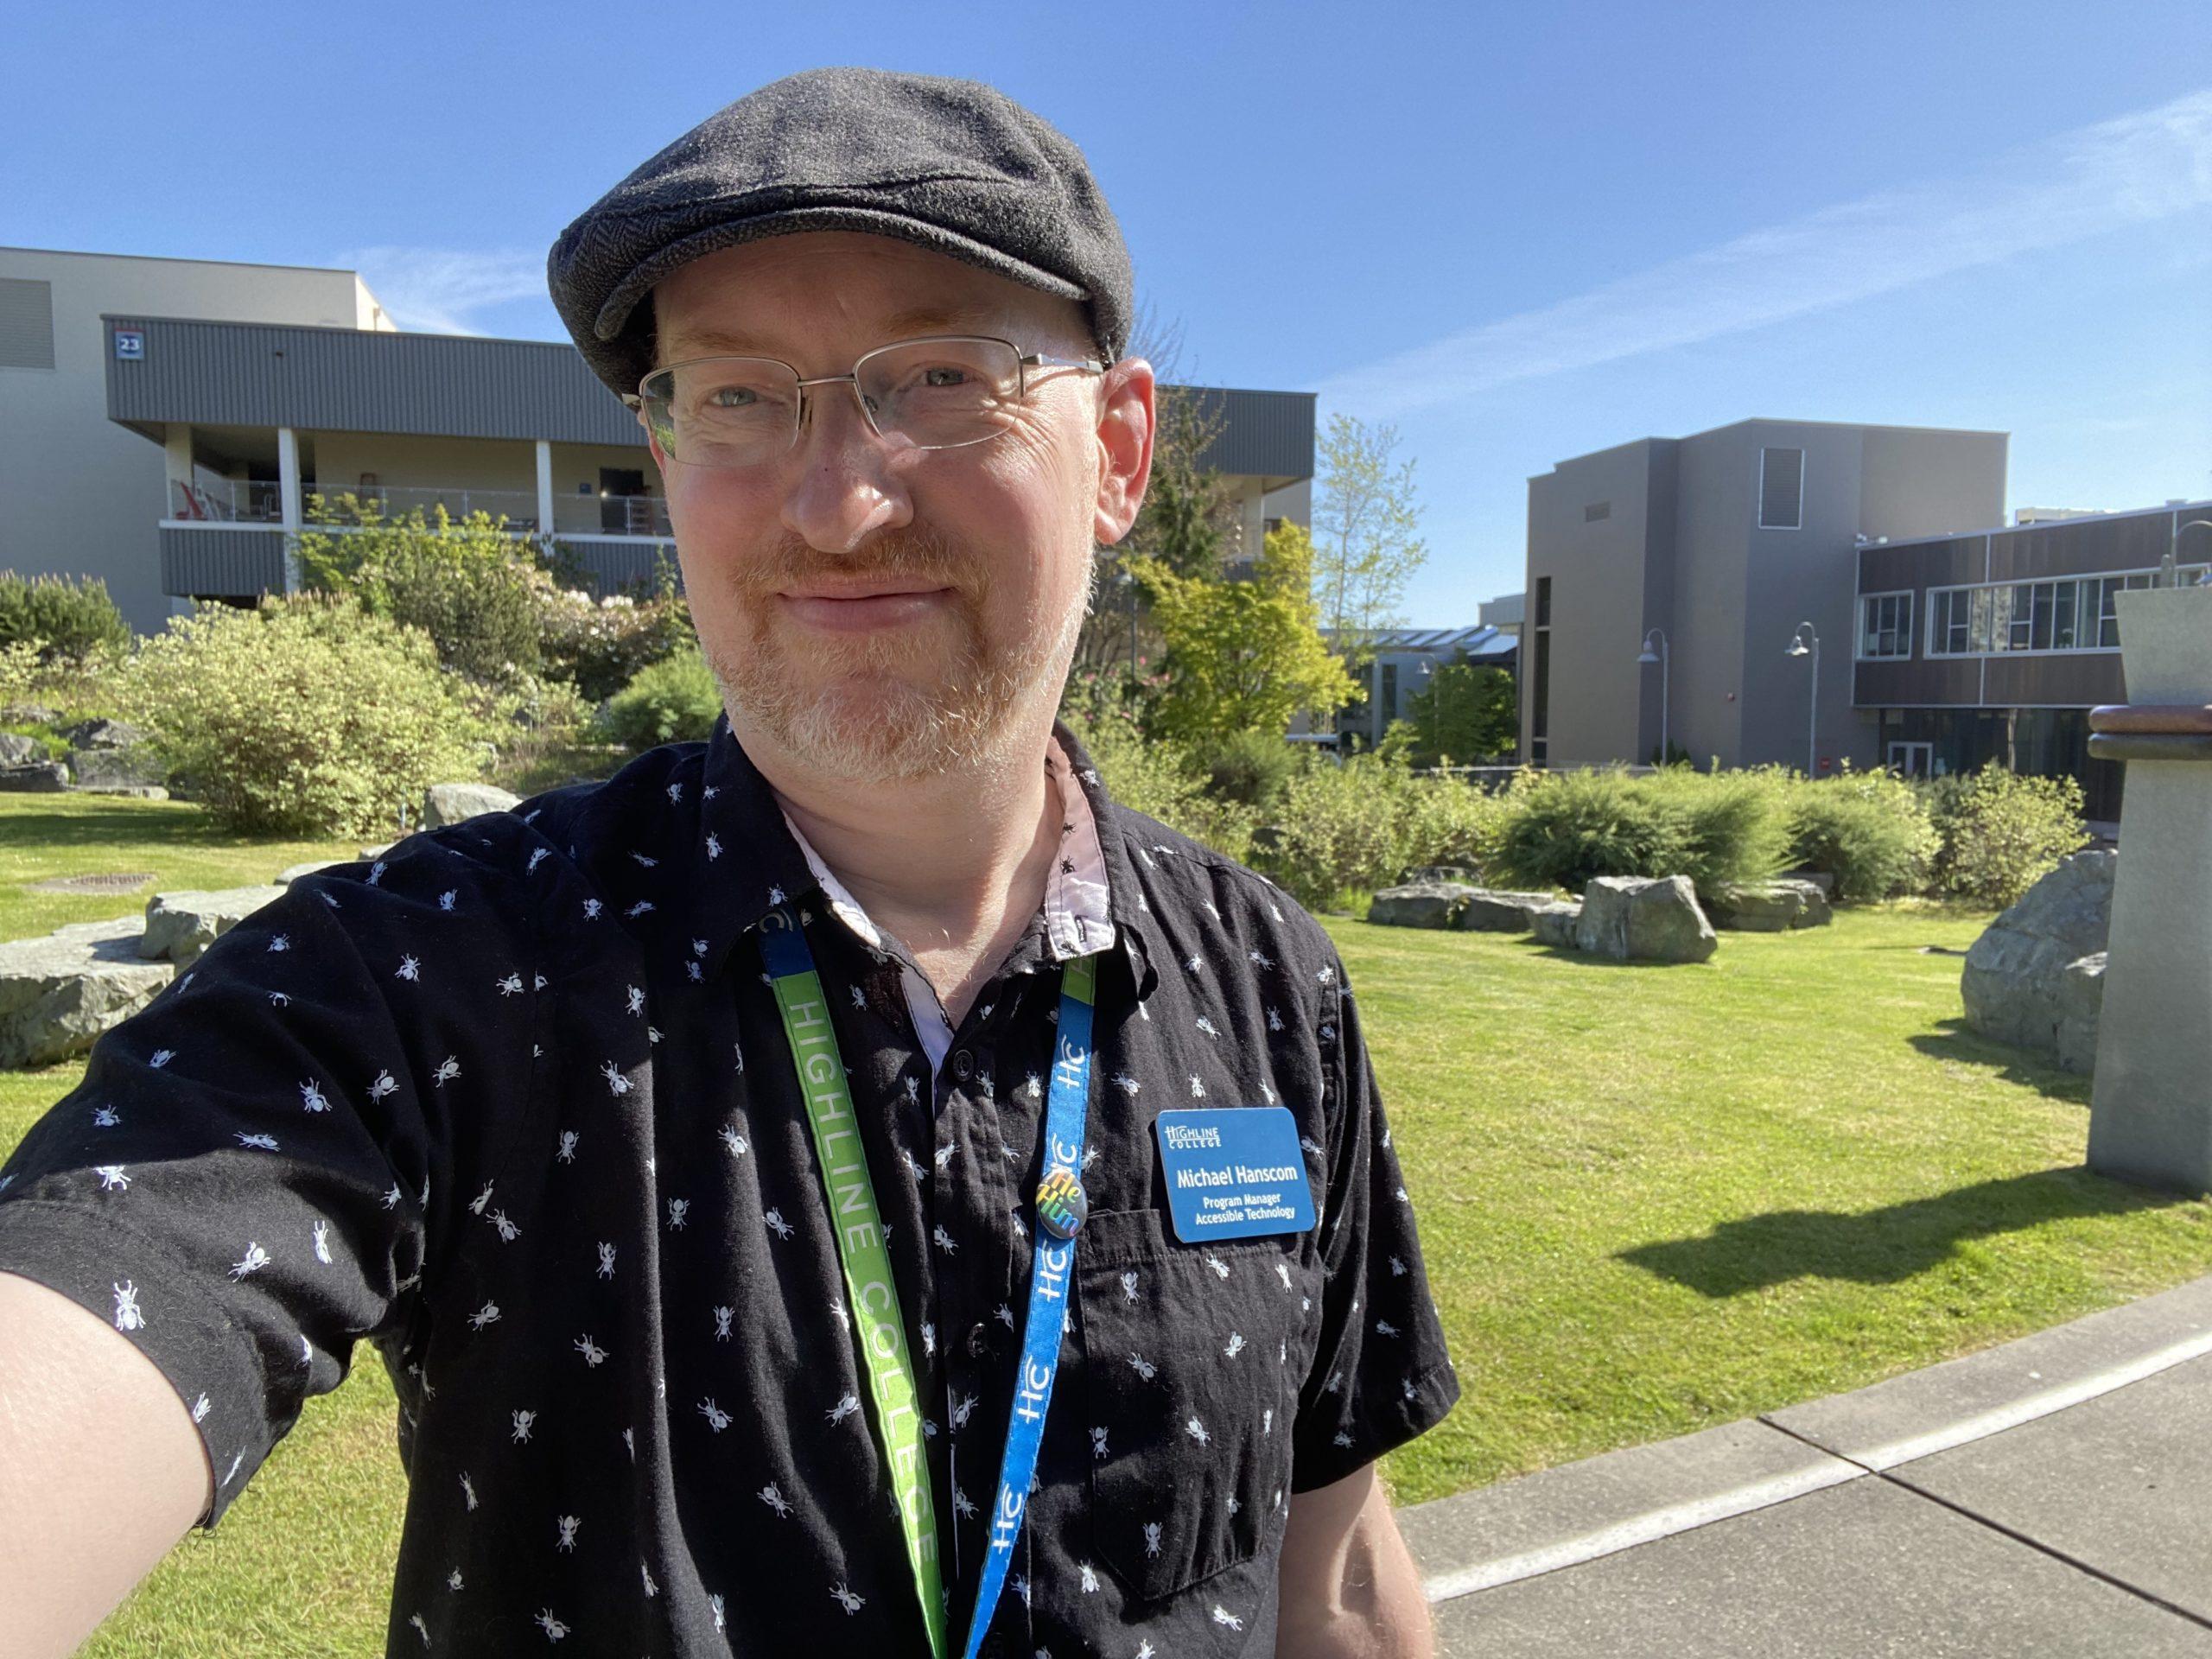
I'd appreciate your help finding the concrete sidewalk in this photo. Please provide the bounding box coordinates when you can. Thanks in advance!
[1400,1274,2212,1656]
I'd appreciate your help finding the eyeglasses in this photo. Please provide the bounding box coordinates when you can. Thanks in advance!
[634,334,1106,470]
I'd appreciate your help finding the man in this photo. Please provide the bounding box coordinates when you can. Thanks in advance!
[0,67,1456,1656]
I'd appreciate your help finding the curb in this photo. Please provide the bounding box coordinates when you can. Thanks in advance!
[1402,1272,2212,1604]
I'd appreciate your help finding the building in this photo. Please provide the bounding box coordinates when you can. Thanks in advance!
[1329,624,1519,748]
[2,246,1314,632]
[1522,418,2008,772]
[1478,591,1525,639]
[1853,498,2212,821]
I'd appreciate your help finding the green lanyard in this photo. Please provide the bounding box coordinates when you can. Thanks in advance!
[762,907,950,1659]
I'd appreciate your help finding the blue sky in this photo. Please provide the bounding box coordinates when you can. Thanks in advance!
[8,2,2209,620]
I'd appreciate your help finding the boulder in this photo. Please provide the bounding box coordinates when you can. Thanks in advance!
[68,747,166,790]
[139,885,288,967]
[1405,865,1476,887]
[63,717,147,751]
[0,762,68,791]
[0,733,44,767]
[1529,900,1583,949]
[0,918,175,1068]
[1574,875,1719,963]
[0,703,60,727]
[1367,882,1475,930]
[1786,870,1837,898]
[1710,878,1834,932]
[1961,850,2115,1064]
[1455,890,1562,933]
[423,782,521,828]
[80,785,168,800]
[2057,954,2106,1076]
[276,860,346,886]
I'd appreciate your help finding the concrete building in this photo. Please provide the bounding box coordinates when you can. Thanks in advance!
[2,246,1314,631]
[1478,591,1525,639]
[1853,497,2212,821]
[1522,419,2008,772]
[1325,624,1519,749]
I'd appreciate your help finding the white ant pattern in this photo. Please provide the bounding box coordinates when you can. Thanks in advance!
[556,1515,579,1552]
[556,1130,578,1163]
[712,1306,734,1341]
[698,1398,732,1432]
[298,1079,331,1113]
[830,1583,864,1615]
[228,1242,270,1280]
[763,1208,793,1240]
[236,1131,280,1151]
[666,1198,689,1230]
[94,1164,130,1191]
[825,1392,861,1426]
[510,1409,536,1442]
[759,1482,791,1516]
[313,1221,332,1264]
[112,1281,143,1332]
[532,1608,567,1641]
[467,1300,500,1331]
[595,1242,616,1279]
[574,1335,607,1367]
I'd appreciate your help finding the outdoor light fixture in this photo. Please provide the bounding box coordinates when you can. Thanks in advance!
[1786,621,1820,776]
[1637,628,1670,766]
[2177,520,2212,585]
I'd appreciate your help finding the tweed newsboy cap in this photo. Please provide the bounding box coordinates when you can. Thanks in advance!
[547,66,1135,401]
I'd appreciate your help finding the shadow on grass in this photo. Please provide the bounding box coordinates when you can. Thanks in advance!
[1620,1166,2183,1297]
[1522,944,1714,969]
[1908,1018,2092,1103]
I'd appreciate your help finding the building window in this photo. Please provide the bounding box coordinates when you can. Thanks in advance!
[1535,575,1552,628]
[1858,591,1913,659]
[1585,501,1611,523]
[1923,566,2206,657]
[1380,662,1398,727]
[1758,447,1804,530]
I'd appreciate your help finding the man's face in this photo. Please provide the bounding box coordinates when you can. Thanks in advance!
[645,231,1147,785]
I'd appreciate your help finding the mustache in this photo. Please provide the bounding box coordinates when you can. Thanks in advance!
[736,526,978,596]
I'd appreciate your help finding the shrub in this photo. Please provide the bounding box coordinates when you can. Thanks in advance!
[1926,764,2088,908]
[1396,771,1508,876]
[1062,701,1256,864]
[1640,766,1793,897]
[1487,766,1789,899]
[597,645,724,750]
[1188,728,1304,811]
[537,560,696,702]
[1262,754,1422,909]
[0,573,131,664]
[1787,767,1939,901]
[296,495,551,686]
[120,594,485,836]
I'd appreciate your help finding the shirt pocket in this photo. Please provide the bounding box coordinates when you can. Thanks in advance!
[1073,1206,1317,1602]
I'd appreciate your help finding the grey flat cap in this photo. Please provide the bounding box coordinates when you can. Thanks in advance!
[548,67,1134,401]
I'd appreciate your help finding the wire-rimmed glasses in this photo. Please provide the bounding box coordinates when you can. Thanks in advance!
[635,334,1105,469]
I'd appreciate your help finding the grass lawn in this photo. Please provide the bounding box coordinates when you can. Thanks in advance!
[3,791,2207,1651]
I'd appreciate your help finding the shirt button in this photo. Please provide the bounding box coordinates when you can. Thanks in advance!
[967,1322,990,1357]
[952,1050,976,1083]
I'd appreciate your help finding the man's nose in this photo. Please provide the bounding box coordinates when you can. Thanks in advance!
[779,378,915,555]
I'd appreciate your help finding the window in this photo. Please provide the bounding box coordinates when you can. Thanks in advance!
[1535,576,1552,628]
[1584,501,1611,523]
[1758,447,1804,530]
[1858,592,1913,659]
[1923,566,2207,656]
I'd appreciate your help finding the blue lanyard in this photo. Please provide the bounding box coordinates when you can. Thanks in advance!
[760,905,1096,1658]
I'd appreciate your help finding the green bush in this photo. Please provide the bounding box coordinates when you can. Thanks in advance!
[1925,764,2088,908]
[538,561,696,702]
[120,594,485,836]
[1488,766,1789,899]
[0,572,131,664]
[597,645,725,750]
[1397,771,1508,876]
[1787,767,1939,901]
[1641,766,1793,896]
[1260,754,1424,909]
[1188,728,1304,811]
[1062,700,1257,864]
[297,495,550,686]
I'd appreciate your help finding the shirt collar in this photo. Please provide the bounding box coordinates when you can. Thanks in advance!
[691,713,1158,995]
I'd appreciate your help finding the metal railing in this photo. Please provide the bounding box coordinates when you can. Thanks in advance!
[167,480,673,538]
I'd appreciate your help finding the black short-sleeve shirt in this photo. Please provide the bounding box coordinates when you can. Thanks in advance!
[0,715,1457,1656]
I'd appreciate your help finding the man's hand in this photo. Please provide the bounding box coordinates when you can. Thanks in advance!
[1278,1461,1434,1658]
[0,1269,213,1659]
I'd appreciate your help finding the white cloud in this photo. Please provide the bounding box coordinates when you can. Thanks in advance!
[1318,87,2212,419]
[332,245,547,334]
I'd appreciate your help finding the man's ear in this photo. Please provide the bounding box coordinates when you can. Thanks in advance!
[1094,358,1155,548]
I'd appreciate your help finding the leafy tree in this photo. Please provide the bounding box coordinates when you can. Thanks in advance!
[1131,520,1357,747]
[1403,653,1517,765]
[1310,412,1427,659]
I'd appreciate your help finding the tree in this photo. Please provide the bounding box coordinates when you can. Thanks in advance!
[1402,653,1517,765]
[1309,412,1427,663]
[1131,520,1357,746]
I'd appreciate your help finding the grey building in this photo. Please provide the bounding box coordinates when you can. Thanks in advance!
[1323,624,1518,749]
[1853,498,2212,821]
[1522,419,2008,772]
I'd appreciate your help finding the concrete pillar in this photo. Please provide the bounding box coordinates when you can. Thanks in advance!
[2085,585,2212,1193]
[535,439,556,556]
[276,427,302,594]
[162,423,194,517]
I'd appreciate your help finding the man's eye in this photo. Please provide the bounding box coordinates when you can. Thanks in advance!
[708,385,760,408]
[920,367,969,388]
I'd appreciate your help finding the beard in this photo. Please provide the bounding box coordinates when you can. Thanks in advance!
[698,523,1097,785]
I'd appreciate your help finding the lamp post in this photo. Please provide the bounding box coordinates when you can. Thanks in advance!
[2176,519,2212,585]
[1637,628,1670,767]
[1785,621,1821,776]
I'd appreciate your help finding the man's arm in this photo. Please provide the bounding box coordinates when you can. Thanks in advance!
[0,1269,214,1659]
[1277,1461,1434,1659]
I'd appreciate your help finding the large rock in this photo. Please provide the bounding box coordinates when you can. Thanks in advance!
[0,733,44,767]
[0,918,175,1068]
[63,718,147,751]
[1456,890,1562,933]
[1710,878,1834,931]
[1961,850,2115,1064]
[139,885,288,967]
[1574,875,1719,963]
[423,782,521,828]
[1529,900,1583,948]
[1367,882,1475,929]
[1404,865,1476,887]
[0,761,68,791]
[68,747,166,790]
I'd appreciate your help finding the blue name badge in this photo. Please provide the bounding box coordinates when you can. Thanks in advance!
[1154,1108,1319,1243]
